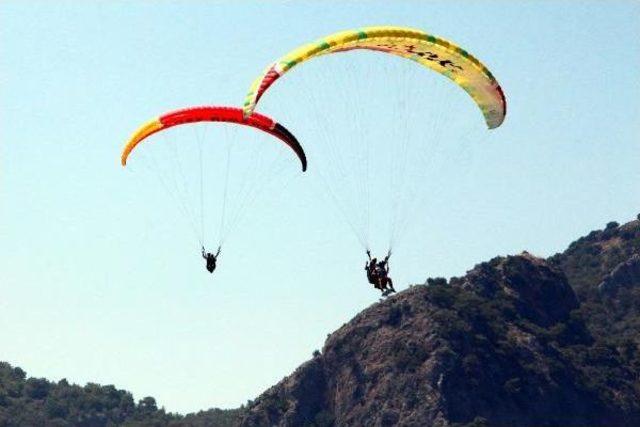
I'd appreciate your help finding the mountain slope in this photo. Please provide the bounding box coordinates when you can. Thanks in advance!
[549,216,640,349]
[2,216,639,426]
[239,218,640,427]
[0,362,242,427]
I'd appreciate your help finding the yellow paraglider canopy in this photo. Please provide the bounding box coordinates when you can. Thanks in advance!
[244,25,506,129]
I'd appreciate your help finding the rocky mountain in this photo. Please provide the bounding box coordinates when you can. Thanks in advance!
[549,217,640,351]
[2,216,639,426]
[239,217,640,427]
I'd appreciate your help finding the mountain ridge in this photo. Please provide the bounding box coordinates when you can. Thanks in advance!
[2,215,640,426]
[239,216,640,426]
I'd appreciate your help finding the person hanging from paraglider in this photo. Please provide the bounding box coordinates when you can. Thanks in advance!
[202,246,221,274]
[365,252,378,286]
[375,254,394,292]
[365,249,396,295]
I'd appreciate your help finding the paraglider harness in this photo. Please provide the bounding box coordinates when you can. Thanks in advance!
[202,246,221,274]
[365,250,395,296]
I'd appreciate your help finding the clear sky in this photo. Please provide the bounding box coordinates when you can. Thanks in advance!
[1,0,639,414]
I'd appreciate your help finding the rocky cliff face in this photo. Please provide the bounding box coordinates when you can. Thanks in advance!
[550,217,640,349]
[598,253,640,294]
[238,222,640,427]
[549,218,640,299]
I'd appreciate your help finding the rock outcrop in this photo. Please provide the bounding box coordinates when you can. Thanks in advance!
[239,248,640,427]
[598,254,640,294]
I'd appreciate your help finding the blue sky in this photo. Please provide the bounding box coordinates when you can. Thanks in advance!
[1,0,639,414]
